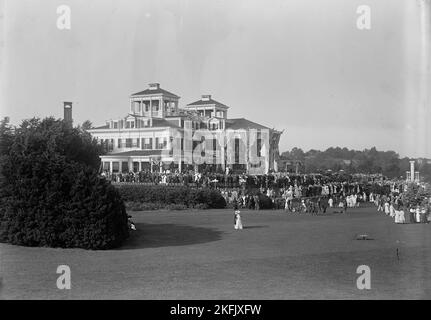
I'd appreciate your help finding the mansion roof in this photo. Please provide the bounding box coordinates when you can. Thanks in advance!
[131,87,180,98]
[186,98,229,108]
[91,118,181,130]
[152,118,181,128]
[92,124,109,130]
[102,150,163,157]
[92,117,271,131]
[225,118,270,130]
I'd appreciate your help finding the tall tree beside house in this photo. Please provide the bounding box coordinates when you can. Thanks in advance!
[80,120,93,131]
[0,117,129,249]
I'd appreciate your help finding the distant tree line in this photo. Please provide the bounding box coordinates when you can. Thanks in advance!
[281,147,431,182]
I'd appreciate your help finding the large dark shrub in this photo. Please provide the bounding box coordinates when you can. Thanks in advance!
[0,118,129,249]
[115,184,226,210]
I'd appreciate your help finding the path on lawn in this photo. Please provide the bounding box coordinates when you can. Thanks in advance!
[0,207,430,299]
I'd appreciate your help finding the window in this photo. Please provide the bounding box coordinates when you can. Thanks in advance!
[142,138,152,150]
[136,138,140,148]
[235,138,240,164]
[103,162,110,171]
[145,104,149,112]
[154,137,166,149]
[112,162,119,173]
[257,132,261,157]
[126,138,132,148]
[121,162,129,173]
[133,162,139,173]
[131,121,135,128]
[113,122,118,129]
[125,121,130,129]
[118,139,122,148]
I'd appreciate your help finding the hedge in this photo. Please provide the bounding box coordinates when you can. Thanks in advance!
[0,118,129,249]
[0,162,130,249]
[114,184,226,210]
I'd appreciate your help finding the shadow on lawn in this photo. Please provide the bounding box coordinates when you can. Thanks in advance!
[242,225,268,229]
[119,223,223,249]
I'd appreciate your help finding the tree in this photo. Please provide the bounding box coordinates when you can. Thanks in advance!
[80,120,93,131]
[0,117,129,249]
[0,118,12,154]
[290,147,305,161]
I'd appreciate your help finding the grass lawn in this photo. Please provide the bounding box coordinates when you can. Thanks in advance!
[0,206,430,299]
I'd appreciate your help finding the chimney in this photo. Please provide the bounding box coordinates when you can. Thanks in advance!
[63,101,73,127]
[202,95,211,101]
[149,83,160,90]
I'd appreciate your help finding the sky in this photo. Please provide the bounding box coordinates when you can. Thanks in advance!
[1,0,430,158]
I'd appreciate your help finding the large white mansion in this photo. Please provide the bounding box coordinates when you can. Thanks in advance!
[88,83,282,174]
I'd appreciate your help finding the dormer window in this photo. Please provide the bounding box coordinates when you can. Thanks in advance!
[149,83,160,90]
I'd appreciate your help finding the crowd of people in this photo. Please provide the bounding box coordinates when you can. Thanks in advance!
[373,192,431,224]
[101,169,431,222]
[101,169,390,193]
[220,185,373,214]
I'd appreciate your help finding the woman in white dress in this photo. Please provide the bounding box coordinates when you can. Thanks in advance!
[397,208,406,223]
[394,209,400,223]
[415,206,421,223]
[384,202,390,215]
[394,206,405,223]
[389,203,396,218]
[234,206,243,230]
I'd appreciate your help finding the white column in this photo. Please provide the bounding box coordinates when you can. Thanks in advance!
[410,160,415,182]
[150,99,153,118]
[160,98,163,117]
